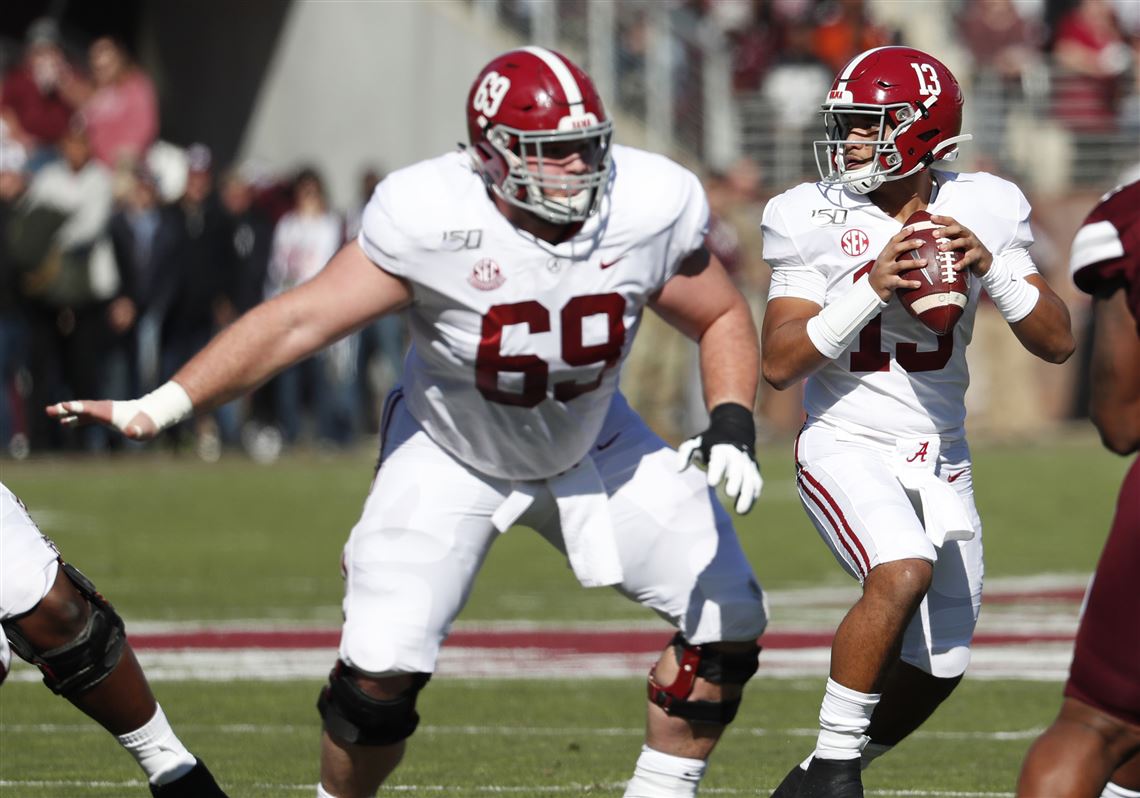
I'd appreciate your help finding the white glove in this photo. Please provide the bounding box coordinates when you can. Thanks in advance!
[677,403,764,515]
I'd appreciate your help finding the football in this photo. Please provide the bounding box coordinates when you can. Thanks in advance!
[895,209,969,335]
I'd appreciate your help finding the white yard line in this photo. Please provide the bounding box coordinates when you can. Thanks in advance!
[0,722,1046,742]
[0,781,1015,796]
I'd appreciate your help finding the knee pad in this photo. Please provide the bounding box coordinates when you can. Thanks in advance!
[647,633,761,725]
[317,661,431,746]
[1,562,126,698]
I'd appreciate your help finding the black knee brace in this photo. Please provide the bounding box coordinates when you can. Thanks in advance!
[1,562,126,698]
[317,661,431,746]
[647,633,761,725]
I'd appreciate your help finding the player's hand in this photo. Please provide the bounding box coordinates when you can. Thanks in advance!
[45,399,160,440]
[46,382,192,440]
[869,226,926,301]
[930,215,992,277]
[677,403,763,515]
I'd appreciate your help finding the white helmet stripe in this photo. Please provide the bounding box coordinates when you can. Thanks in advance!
[835,45,894,93]
[521,46,584,115]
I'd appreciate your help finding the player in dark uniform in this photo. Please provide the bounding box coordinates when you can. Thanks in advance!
[1017,180,1140,797]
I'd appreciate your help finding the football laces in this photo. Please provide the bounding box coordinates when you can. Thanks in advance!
[936,242,956,283]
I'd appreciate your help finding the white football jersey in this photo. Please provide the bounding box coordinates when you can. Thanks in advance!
[358,145,708,480]
[763,170,1040,437]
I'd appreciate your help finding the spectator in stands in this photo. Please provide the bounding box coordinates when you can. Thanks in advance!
[0,139,31,458]
[159,144,239,459]
[219,165,273,320]
[217,164,275,449]
[71,36,158,171]
[960,0,1045,81]
[11,119,118,451]
[347,165,405,434]
[108,164,181,397]
[723,1,782,93]
[811,0,894,75]
[762,18,833,179]
[1050,0,1133,133]
[617,8,650,115]
[0,18,81,172]
[266,167,355,446]
[957,0,1047,165]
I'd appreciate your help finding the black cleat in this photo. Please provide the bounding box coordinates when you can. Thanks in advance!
[149,759,229,797]
[769,761,808,798]
[797,756,862,798]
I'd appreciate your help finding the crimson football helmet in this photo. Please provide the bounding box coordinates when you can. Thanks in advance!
[466,47,613,224]
[814,46,972,194]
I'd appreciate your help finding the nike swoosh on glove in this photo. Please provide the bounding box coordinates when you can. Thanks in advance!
[677,402,764,514]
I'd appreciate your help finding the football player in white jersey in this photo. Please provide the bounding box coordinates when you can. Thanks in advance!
[0,482,229,796]
[47,47,768,798]
[759,47,1074,796]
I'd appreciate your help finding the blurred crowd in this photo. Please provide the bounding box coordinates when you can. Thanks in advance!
[3,4,1137,461]
[582,0,1140,182]
[0,20,404,461]
[674,0,1140,133]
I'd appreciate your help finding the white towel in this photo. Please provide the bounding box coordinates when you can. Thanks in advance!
[890,437,975,549]
[490,458,623,588]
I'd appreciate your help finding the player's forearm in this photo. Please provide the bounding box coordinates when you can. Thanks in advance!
[761,318,831,390]
[172,293,329,414]
[1089,292,1140,455]
[1009,278,1075,365]
[698,302,759,411]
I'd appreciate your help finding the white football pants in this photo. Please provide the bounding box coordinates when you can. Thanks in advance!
[337,392,768,675]
[794,421,983,678]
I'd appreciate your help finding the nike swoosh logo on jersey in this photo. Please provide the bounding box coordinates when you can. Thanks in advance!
[596,433,620,450]
[946,469,968,483]
[600,256,624,270]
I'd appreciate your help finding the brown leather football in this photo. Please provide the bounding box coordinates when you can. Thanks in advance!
[896,209,969,335]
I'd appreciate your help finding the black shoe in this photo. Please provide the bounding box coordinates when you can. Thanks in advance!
[797,757,862,798]
[769,761,808,798]
[149,759,229,797]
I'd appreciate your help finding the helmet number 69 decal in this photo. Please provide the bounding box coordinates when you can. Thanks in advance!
[910,63,941,96]
[473,71,512,118]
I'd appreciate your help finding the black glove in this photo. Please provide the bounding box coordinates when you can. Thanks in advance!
[677,403,763,514]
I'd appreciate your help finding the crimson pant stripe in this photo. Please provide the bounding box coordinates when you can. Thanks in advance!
[798,470,871,577]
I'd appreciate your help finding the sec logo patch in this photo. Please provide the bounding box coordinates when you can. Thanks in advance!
[840,228,870,257]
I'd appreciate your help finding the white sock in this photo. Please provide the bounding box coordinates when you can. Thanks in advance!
[115,704,196,785]
[623,745,707,798]
[860,741,892,769]
[316,785,338,798]
[1103,783,1140,798]
[813,678,880,761]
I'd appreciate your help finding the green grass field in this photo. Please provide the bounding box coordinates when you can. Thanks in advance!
[0,432,1129,796]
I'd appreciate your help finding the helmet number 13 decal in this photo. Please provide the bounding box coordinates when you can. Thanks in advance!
[473,71,512,118]
[910,63,942,96]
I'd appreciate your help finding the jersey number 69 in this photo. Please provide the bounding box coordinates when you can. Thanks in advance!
[476,294,627,407]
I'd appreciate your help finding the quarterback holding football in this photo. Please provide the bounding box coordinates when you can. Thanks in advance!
[760,46,1075,796]
[48,47,768,798]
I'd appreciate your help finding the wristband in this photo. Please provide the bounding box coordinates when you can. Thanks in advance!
[980,253,1040,323]
[705,402,756,454]
[806,275,887,359]
[111,381,193,433]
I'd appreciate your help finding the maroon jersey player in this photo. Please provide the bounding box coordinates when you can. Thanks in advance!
[1018,180,1140,797]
